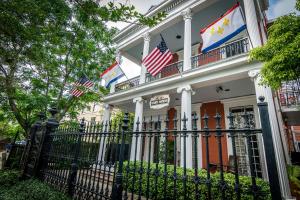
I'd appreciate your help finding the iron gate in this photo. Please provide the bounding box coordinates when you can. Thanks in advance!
[22,97,282,200]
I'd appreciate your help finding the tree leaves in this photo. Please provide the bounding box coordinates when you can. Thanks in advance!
[250,0,300,89]
[0,0,166,136]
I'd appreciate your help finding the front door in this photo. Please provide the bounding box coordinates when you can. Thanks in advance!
[201,101,229,170]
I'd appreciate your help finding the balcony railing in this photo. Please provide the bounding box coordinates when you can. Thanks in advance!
[114,38,249,92]
[191,38,249,68]
[115,76,140,92]
[279,79,300,108]
[145,60,183,83]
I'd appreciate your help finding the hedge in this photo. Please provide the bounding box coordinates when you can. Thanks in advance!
[0,170,70,200]
[122,161,271,200]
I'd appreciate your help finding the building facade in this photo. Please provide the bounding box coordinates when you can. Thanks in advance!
[101,0,292,198]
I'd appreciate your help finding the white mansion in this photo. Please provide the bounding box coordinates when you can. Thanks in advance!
[100,0,294,199]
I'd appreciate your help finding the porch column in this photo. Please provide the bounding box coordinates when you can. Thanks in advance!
[248,70,291,199]
[177,85,193,168]
[139,33,151,84]
[181,8,192,71]
[130,97,144,161]
[243,0,262,48]
[97,104,112,163]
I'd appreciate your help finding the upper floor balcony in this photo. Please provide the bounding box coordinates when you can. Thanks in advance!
[112,0,268,95]
[278,79,300,109]
[115,37,249,92]
[278,79,300,126]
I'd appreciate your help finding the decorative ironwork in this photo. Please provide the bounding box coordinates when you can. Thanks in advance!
[191,38,249,69]
[145,61,183,83]
[21,97,282,200]
[115,76,140,92]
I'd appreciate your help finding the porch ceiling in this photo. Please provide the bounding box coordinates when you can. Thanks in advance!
[123,0,244,62]
[115,77,255,113]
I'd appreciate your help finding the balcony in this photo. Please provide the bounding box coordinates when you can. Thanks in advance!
[145,60,183,82]
[192,38,249,68]
[115,76,140,92]
[114,38,249,92]
[278,79,300,125]
[279,79,300,108]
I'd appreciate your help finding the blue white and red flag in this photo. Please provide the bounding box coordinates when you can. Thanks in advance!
[200,3,246,53]
[100,60,124,88]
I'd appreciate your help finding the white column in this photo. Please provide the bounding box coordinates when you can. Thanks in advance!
[248,70,291,199]
[243,0,261,48]
[97,104,112,164]
[130,97,144,161]
[181,8,192,71]
[139,33,151,84]
[177,85,193,168]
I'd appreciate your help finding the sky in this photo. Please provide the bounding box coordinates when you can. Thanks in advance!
[105,0,298,83]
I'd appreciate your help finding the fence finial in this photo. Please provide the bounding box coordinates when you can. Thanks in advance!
[182,112,187,130]
[136,117,140,132]
[192,113,198,130]
[164,115,169,130]
[214,112,221,129]
[258,96,265,102]
[79,118,85,133]
[122,113,129,131]
[202,112,209,130]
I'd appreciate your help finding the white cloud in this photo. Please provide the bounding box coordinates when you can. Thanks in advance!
[267,0,299,19]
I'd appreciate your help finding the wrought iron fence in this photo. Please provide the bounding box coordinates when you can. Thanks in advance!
[278,79,300,107]
[191,38,249,69]
[28,98,282,200]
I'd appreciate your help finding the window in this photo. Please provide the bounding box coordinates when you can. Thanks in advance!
[229,106,262,178]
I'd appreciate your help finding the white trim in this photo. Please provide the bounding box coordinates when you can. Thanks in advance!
[104,55,261,105]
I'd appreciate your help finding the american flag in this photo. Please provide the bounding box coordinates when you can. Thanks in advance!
[70,88,84,97]
[74,75,94,88]
[142,36,173,76]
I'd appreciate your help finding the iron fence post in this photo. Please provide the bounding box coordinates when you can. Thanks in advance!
[67,118,84,197]
[257,96,282,200]
[111,113,129,200]
[21,112,45,179]
[38,107,59,180]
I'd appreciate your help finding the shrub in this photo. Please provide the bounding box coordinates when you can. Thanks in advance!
[0,170,70,200]
[0,179,70,200]
[122,161,271,200]
[0,170,20,189]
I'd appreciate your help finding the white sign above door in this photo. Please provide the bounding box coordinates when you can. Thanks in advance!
[150,95,170,110]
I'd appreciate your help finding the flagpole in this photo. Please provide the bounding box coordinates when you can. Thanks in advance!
[160,33,183,78]
[237,2,255,49]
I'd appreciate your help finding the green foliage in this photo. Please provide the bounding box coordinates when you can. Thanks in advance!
[158,140,175,163]
[0,110,23,139]
[0,179,71,200]
[0,170,21,189]
[110,111,135,131]
[0,0,165,137]
[250,0,300,89]
[123,161,271,200]
[0,170,70,200]
[287,165,300,196]
[297,0,300,10]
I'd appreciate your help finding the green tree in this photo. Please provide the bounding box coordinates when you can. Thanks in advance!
[0,0,165,136]
[250,0,300,89]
